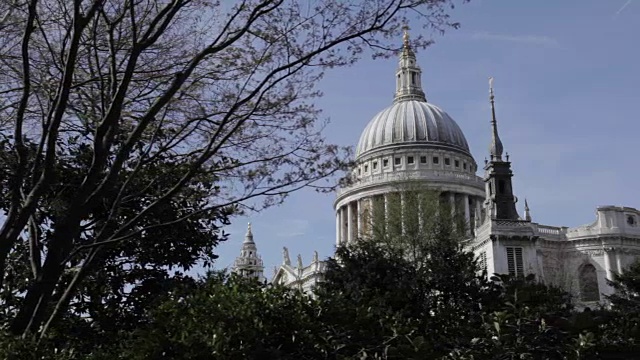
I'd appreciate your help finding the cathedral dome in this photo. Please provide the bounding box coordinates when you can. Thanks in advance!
[355,100,470,158]
[354,29,469,159]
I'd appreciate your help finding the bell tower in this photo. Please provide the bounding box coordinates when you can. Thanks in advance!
[231,223,265,281]
[483,78,520,220]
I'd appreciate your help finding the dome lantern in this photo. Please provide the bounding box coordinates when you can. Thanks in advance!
[394,25,426,104]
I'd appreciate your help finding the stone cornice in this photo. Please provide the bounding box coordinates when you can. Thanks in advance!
[356,142,473,161]
[336,168,484,200]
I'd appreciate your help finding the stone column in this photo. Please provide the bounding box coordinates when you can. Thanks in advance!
[475,198,482,223]
[335,210,341,246]
[463,194,470,226]
[616,250,623,275]
[347,202,353,243]
[603,249,613,281]
[384,193,389,233]
[400,192,406,235]
[357,199,362,239]
[449,192,456,215]
[367,197,374,237]
[418,194,424,230]
[341,206,348,245]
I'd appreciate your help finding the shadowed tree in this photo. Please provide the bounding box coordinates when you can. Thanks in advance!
[0,0,468,339]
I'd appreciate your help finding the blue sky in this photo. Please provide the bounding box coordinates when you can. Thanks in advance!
[215,0,640,277]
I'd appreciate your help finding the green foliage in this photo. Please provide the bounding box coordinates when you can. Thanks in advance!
[315,205,489,359]
[448,274,582,359]
[106,273,327,360]
[588,260,640,358]
[1,0,470,339]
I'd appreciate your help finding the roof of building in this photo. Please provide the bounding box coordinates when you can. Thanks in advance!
[354,28,470,159]
[355,100,470,158]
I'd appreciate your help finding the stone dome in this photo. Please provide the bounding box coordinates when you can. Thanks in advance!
[356,100,470,158]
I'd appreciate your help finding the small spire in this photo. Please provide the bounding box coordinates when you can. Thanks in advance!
[243,222,254,243]
[394,25,426,103]
[524,198,532,221]
[488,77,504,161]
[282,247,291,265]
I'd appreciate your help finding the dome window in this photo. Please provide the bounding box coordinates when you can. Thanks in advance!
[364,164,369,173]
[463,162,467,170]
[432,156,439,165]
[420,156,427,164]
[407,156,414,164]
[454,160,460,168]
[628,215,636,226]
[444,158,451,166]
[383,158,389,167]
[394,157,401,166]
[372,161,378,170]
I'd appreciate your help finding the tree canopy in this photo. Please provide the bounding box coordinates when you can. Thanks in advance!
[0,0,467,339]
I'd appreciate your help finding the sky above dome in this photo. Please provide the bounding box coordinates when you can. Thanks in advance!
[215,0,640,276]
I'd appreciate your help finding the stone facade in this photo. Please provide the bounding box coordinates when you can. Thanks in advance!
[245,30,640,304]
[271,249,326,294]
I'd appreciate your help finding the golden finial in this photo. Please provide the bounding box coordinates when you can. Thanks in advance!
[402,24,410,47]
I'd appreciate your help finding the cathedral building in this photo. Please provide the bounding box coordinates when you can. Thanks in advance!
[249,30,640,305]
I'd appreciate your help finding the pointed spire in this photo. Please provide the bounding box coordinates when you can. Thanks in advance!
[394,25,426,103]
[282,247,291,265]
[488,77,504,161]
[524,198,532,221]
[243,222,254,243]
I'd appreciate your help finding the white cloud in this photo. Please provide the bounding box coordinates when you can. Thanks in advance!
[471,31,560,47]
[273,219,310,238]
[614,0,633,17]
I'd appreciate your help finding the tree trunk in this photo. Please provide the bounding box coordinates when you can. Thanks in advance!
[10,220,79,336]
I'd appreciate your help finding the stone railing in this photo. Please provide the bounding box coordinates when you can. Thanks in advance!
[337,169,483,196]
[534,224,567,240]
[494,219,531,227]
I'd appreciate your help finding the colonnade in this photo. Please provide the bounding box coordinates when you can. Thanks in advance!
[336,191,484,245]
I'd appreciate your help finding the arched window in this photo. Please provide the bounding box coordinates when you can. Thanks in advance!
[579,264,600,302]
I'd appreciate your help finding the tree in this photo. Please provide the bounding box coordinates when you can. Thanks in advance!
[0,0,466,338]
[589,260,640,358]
[0,272,328,359]
[102,273,328,360]
[447,274,585,359]
[315,185,490,358]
